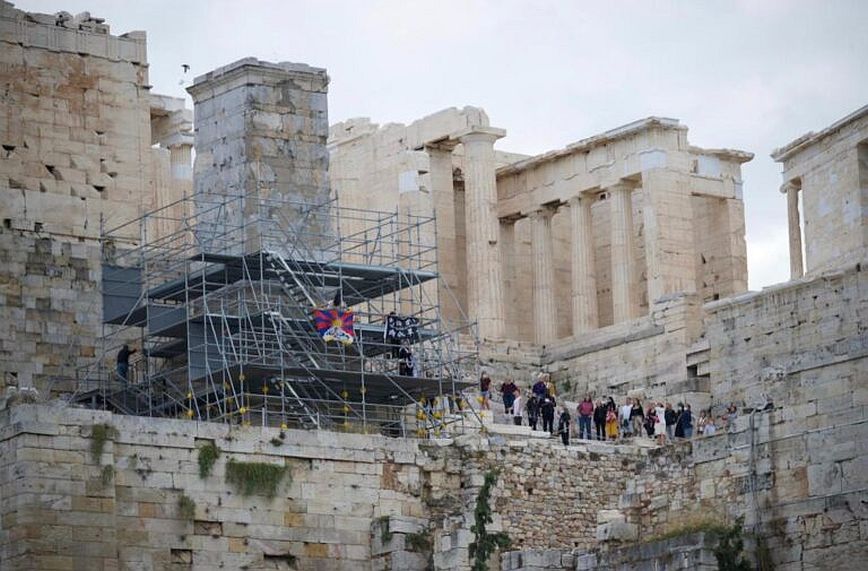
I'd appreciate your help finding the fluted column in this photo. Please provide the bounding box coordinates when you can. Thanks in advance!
[458,128,506,339]
[168,142,193,183]
[609,183,638,323]
[786,183,804,279]
[427,144,461,325]
[569,195,598,334]
[531,207,557,343]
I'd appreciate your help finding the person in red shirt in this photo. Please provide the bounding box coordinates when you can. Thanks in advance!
[576,395,594,440]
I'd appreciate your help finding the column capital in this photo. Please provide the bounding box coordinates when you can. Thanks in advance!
[420,138,459,153]
[568,194,596,208]
[529,204,557,220]
[159,131,195,149]
[780,179,801,194]
[605,180,634,193]
[453,126,507,145]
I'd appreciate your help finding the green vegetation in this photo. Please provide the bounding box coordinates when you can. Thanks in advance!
[652,518,731,542]
[269,437,283,447]
[225,458,288,498]
[177,494,196,520]
[714,516,752,571]
[651,515,757,571]
[406,531,432,553]
[197,441,220,479]
[375,516,392,544]
[89,423,116,463]
[469,470,511,571]
[100,464,115,487]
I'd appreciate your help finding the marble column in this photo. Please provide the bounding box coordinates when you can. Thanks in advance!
[426,144,460,325]
[458,128,506,339]
[786,183,804,279]
[531,207,557,343]
[569,195,598,334]
[609,183,638,323]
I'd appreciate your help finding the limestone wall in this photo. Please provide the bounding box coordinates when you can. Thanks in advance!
[0,1,165,240]
[0,234,101,391]
[517,294,706,406]
[0,403,654,571]
[773,106,868,276]
[0,2,191,391]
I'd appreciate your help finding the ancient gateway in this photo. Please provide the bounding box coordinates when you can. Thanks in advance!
[0,2,866,570]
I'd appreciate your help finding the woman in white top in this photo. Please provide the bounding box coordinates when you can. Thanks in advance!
[654,402,666,446]
[512,391,523,426]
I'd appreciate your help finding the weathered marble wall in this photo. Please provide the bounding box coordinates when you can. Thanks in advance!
[187,58,331,258]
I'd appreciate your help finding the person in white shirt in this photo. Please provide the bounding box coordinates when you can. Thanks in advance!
[654,402,667,446]
[620,398,634,438]
[512,391,523,426]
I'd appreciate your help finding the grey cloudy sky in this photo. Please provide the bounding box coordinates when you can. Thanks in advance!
[21,0,868,289]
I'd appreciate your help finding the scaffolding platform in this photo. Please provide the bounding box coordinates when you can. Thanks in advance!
[73,191,479,436]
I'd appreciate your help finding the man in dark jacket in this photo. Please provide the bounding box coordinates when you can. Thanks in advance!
[117,344,136,382]
[557,407,571,446]
[593,400,607,441]
[664,402,677,442]
[526,394,540,430]
[540,395,557,434]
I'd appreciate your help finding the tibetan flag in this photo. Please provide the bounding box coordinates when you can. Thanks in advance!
[313,308,355,345]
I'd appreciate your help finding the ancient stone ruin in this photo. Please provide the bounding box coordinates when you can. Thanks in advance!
[0,1,866,569]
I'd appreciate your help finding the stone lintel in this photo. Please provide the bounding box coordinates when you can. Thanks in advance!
[496,116,684,177]
[452,126,506,143]
[687,146,754,164]
[187,57,329,101]
[771,104,868,163]
[0,2,147,64]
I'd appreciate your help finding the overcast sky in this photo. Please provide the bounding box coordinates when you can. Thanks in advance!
[21,0,868,289]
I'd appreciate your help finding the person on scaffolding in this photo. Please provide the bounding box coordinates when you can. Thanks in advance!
[116,344,136,383]
[398,340,414,376]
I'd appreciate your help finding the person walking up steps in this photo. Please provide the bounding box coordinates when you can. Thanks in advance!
[500,378,517,418]
[527,391,540,430]
[479,373,492,410]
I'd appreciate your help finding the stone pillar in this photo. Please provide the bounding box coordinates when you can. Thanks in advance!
[427,144,461,326]
[786,183,804,279]
[609,183,638,323]
[531,207,557,343]
[187,58,330,256]
[457,128,507,339]
[569,195,598,334]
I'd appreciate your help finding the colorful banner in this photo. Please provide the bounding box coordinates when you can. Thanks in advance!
[313,308,355,345]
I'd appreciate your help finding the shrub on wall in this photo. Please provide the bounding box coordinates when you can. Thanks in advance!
[225,459,288,498]
[469,470,511,571]
[197,441,220,479]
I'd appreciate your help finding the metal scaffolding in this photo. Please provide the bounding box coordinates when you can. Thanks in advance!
[73,188,480,437]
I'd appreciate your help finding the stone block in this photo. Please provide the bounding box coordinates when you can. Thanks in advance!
[596,521,638,542]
